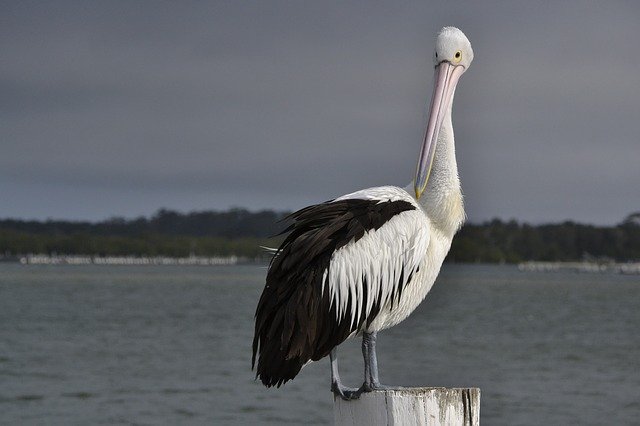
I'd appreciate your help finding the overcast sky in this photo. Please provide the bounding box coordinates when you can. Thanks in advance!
[1,1,639,224]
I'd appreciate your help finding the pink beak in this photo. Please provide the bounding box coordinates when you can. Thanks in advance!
[414,61,465,199]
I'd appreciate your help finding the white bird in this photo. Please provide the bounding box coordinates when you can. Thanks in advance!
[252,27,474,400]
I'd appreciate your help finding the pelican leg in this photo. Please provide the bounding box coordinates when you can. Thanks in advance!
[362,331,393,391]
[330,348,362,400]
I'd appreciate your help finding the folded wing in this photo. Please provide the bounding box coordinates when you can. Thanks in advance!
[252,186,430,387]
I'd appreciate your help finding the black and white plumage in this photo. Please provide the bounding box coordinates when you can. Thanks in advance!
[252,27,474,400]
[253,188,424,386]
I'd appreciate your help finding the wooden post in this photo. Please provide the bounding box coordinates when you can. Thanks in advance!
[334,387,480,426]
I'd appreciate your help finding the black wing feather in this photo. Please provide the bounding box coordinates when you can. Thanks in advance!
[252,198,416,387]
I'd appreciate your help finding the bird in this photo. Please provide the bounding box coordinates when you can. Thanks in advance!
[252,26,474,400]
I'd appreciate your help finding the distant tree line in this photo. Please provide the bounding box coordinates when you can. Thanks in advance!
[0,208,285,238]
[0,209,287,260]
[448,215,640,263]
[1,209,639,263]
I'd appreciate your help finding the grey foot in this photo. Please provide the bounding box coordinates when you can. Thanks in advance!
[360,382,404,392]
[331,382,364,401]
[333,382,403,400]
[361,382,403,392]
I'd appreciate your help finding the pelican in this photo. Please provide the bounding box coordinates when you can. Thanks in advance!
[252,27,474,400]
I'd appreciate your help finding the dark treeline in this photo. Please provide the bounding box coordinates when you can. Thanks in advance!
[0,208,285,238]
[449,214,640,263]
[1,209,639,263]
[0,209,288,259]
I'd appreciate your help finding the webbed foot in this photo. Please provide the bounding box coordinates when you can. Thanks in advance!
[331,381,364,400]
[362,382,404,392]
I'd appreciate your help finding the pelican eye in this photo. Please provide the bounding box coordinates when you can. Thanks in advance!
[453,50,462,62]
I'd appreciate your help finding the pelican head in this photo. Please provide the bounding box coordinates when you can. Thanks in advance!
[414,27,473,199]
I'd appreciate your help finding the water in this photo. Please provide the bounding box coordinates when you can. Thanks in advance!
[0,264,639,425]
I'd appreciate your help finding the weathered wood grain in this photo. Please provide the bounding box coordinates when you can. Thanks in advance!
[334,387,480,426]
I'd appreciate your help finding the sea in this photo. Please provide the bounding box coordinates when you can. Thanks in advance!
[0,264,639,425]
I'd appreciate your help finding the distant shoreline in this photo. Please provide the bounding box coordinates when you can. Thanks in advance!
[2,255,640,274]
[518,261,640,275]
[2,254,252,266]
[2,209,640,264]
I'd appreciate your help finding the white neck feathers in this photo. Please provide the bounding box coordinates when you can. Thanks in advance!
[408,103,465,237]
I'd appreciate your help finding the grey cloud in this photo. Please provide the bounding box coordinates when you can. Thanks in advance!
[1,1,638,223]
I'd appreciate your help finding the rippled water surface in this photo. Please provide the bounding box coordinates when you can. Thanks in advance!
[1,264,639,425]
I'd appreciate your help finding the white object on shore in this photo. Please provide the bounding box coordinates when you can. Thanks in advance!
[19,254,241,266]
[334,387,480,426]
[518,261,640,274]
